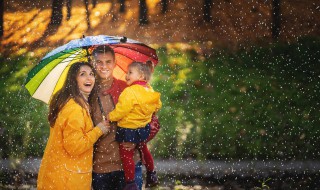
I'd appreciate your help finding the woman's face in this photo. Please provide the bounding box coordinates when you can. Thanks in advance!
[76,65,95,94]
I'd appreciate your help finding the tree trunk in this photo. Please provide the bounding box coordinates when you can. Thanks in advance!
[84,0,91,29]
[119,0,125,13]
[161,0,168,14]
[139,0,148,25]
[50,0,64,26]
[0,0,4,37]
[203,0,212,22]
[272,0,281,39]
[92,0,97,8]
[66,0,72,20]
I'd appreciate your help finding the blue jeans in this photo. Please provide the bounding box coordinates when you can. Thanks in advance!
[92,161,143,190]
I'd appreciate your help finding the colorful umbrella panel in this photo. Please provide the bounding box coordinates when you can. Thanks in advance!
[25,35,158,104]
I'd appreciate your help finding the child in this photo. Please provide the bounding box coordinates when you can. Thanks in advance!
[108,61,162,190]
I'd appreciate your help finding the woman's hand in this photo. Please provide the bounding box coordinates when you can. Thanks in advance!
[97,120,110,134]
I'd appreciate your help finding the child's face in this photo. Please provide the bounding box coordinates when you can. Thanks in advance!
[125,66,143,85]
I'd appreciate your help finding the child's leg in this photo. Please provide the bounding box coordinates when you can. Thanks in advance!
[138,142,154,172]
[138,142,159,187]
[119,143,136,183]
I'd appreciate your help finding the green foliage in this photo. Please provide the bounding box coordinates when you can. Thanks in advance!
[0,56,49,159]
[151,37,320,160]
[1,37,319,160]
[254,178,271,190]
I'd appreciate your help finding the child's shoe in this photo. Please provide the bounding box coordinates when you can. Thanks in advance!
[123,181,139,190]
[145,171,159,188]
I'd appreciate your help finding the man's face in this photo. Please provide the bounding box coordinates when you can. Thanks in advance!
[93,52,116,80]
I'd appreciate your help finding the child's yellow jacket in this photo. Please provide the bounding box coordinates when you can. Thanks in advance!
[109,84,162,129]
[37,99,103,190]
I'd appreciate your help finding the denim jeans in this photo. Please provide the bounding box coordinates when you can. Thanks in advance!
[92,161,143,190]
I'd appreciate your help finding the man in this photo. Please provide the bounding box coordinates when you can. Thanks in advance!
[90,45,143,190]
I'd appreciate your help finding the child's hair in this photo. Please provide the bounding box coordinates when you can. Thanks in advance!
[129,60,154,81]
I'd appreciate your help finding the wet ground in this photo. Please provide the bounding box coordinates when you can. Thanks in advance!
[1,159,320,189]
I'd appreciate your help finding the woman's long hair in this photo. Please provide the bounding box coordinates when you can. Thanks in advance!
[48,61,98,127]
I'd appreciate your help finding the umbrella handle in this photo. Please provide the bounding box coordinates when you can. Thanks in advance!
[84,46,91,63]
[82,35,91,63]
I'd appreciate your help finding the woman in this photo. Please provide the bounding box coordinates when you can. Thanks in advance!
[37,62,109,189]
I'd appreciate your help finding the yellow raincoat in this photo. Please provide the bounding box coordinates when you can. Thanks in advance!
[37,99,103,190]
[109,84,162,129]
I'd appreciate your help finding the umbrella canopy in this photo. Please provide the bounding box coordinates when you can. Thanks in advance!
[24,35,158,104]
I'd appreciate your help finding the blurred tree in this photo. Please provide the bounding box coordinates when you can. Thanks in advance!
[139,0,148,25]
[203,0,212,22]
[84,0,91,29]
[119,0,126,13]
[66,0,72,20]
[109,0,117,21]
[0,0,3,37]
[92,0,97,8]
[50,0,64,26]
[272,0,281,39]
[161,0,168,14]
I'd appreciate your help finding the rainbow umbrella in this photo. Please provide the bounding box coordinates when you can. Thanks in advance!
[24,35,158,104]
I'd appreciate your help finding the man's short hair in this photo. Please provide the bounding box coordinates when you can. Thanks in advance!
[92,45,115,60]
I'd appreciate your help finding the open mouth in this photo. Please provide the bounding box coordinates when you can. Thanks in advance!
[100,69,109,73]
[84,83,92,87]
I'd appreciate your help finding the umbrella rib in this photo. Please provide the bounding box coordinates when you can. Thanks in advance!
[50,50,85,97]
[25,49,81,84]
[28,50,84,102]
[112,44,158,61]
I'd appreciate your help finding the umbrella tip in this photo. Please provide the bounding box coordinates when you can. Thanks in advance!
[82,35,86,39]
[120,36,127,43]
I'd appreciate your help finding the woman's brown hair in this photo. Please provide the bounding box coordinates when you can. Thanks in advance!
[48,61,98,127]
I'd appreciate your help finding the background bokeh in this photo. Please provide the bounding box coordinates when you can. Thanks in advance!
[1,0,319,189]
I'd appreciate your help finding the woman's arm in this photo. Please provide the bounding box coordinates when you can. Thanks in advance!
[62,107,103,156]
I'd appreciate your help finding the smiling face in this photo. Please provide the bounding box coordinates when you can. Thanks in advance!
[76,65,95,95]
[125,66,144,85]
[93,52,116,81]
